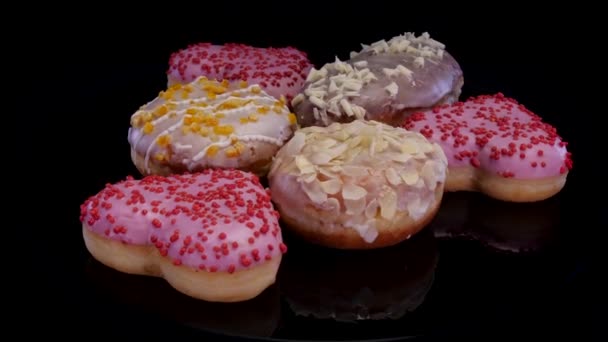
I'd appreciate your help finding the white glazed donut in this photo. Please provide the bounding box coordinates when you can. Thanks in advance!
[268,120,448,249]
[128,77,297,176]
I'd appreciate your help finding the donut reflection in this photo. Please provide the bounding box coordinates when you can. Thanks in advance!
[84,258,281,337]
[278,230,438,322]
[429,192,561,253]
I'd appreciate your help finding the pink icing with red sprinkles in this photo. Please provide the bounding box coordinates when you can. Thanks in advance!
[80,169,287,273]
[403,93,573,179]
[167,43,313,100]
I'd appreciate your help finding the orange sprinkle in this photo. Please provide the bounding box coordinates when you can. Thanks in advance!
[169,83,183,91]
[248,114,258,122]
[161,90,175,100]
[225,147,240,158]
[143,122,154,134]
[251,86,261,94]
[186,108,198,115]
[226,141,245,157]
[156,134,171,147]
[189,122,201,133]
[213,125,234,135]
[206,145,219,156]
[239,80,248,88]
[239,117,249,124]
[203,83,227,94]
[183,116,194,125]
[221,79,230,87]
[153,105,168,117]
[288,113,297,124]
[154,153,167,161]
[131,115,143,127]
[215,113,226,119]
[199,127,210,137]
[203,116,219,127]
[257,106,270,114]
[207,92,217,100]
[217,98,250,110]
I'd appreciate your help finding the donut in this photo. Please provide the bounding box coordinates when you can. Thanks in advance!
[268,120,448,249]
[279,230,437,323]
[85,258,281,337]
[403,93,573,202]
[79,169,287,303]
[291,32,463,127]
[128,76,297,177]
[167,43,313,100]
[429,192,560,253]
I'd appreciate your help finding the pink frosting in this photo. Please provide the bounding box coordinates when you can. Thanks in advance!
[167,43,313,100]
[80,169,287,273]
[403,94,573,179]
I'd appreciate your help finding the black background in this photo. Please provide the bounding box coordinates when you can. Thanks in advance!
[19,3,603,341]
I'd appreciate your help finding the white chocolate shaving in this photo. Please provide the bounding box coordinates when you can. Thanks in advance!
[353,60,368,68]
[292,32,449,123]
[384,82,398,96]
[291,93,305,107]
[414,56,425,68]
[350,32,446,61]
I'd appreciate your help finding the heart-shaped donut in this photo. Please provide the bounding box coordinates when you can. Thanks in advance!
[167,43,313,101]
[403,93,572,202]
[79,169,286,302]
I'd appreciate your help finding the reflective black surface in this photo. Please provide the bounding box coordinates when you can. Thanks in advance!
[77,189,592,341]
[26,5,601,341]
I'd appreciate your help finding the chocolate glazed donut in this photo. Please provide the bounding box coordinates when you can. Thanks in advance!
[292,32,463,127]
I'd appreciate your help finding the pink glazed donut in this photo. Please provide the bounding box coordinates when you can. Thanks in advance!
[403,93,573,202]
[79,169,287,302]
[167,43,313,101]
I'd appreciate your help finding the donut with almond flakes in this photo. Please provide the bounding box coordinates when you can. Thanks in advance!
[268,120,448,249]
